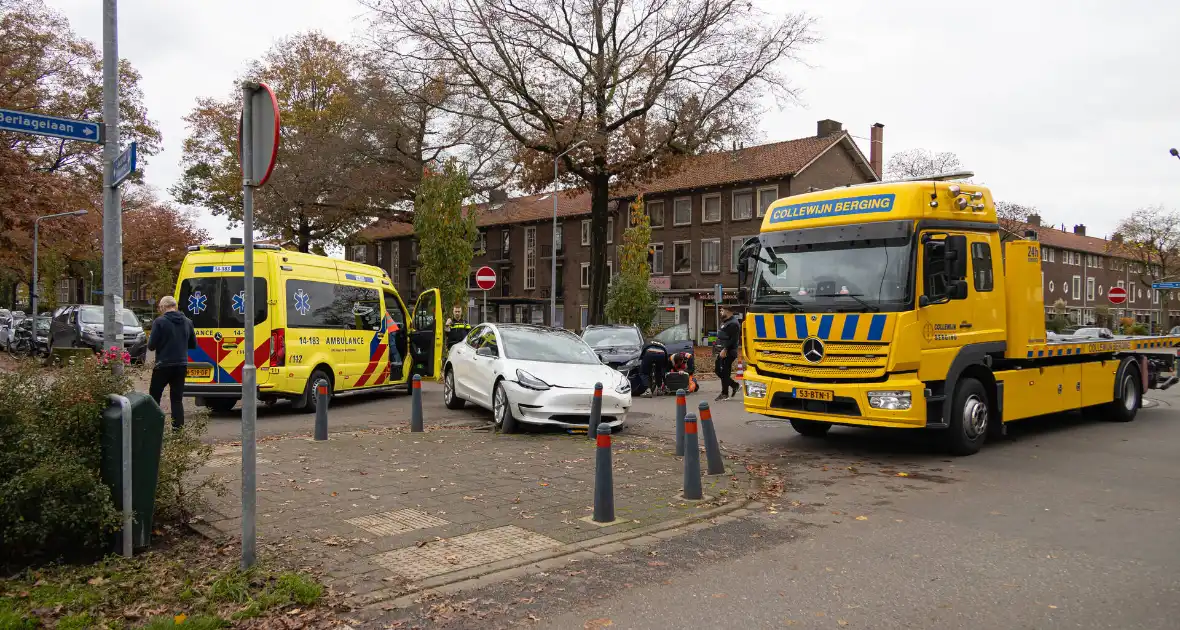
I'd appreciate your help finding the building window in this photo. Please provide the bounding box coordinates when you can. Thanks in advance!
[1154,289,1160,305]
[673,241,691,274]
[409,271,417,294]
[732,190,754,221]
[730,236,753,272]
[701,239,721,273]
[554,264,563,297]
[1045,247,1054,263]
[514,305,525,323]
[1072,275,1081,300]
[580,263,590,288]
[971,242,993,291]
[499,305,511,322]
[580,305,589,329]
[607,260,614,285]
[411,239,419,260]
[1130,282,1137,303]
[648,200,664,228]
[477,230,486,252]
[607,216,614,244]
[673,197,692,226]
[502,268,511,297]
[581,219,591,246]
[554,223,563,253]
[702,194,721,223]
[649,243,664,274]
[524,226,537,289]
[351,244,366,261]
[757,186,778,217]
[501,229,510,255]
[1087,277,1096,301]
[390,241,399,285]
[554,305,564,328]
[375,244,383,267]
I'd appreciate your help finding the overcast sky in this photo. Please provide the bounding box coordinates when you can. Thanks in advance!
[50,0,1180,246]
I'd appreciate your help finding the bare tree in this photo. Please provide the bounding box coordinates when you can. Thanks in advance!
[885,149,965,180]
[365,0,816,323]
[1112,205,1180,331]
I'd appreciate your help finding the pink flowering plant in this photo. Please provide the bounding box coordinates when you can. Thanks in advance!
[96,344,131,367]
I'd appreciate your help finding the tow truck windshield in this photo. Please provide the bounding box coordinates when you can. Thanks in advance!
[750,236,913,312]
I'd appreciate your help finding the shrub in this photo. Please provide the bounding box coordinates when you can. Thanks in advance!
[0,359,130,565]
[155,411,224,524]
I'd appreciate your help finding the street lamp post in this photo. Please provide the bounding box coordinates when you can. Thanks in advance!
[31,210,88,322]
[552,139,586,327]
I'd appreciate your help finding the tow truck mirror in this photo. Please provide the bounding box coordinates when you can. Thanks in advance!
[946,235,969,279]
[950,279,969,300]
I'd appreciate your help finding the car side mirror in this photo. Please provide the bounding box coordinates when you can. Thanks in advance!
[476,346,497,358]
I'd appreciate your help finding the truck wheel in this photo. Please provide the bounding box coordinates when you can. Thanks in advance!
[1104,366,1140,422]
[790,418,832,437]
[203,398,237,414]
[946,377,989,456]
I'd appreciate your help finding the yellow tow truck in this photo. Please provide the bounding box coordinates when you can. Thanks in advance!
[736,175,1179,455]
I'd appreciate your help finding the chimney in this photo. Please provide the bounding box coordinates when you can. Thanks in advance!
[869,123,884,179]
[1028,213,1041,227]
[1073,224,1086,236]
[817,119,843,137]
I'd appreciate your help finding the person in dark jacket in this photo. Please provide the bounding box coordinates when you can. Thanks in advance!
[147,295,197,429]
[715,307,741,401]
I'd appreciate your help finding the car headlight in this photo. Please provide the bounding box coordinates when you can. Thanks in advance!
[515,369,551,391]
[615,372,631,394]
[622,358,640,369]
[744,380,767,399]
[867,390,912,410]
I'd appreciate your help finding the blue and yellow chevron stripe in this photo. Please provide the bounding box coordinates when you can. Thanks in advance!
[750,313,895,342]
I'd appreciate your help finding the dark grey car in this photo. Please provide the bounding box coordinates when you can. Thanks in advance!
[582,324,646,379]
[49,304,148,362]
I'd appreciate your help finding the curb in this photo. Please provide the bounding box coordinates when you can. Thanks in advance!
[356,473,761,613]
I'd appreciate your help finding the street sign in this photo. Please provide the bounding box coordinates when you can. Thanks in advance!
[476,266,497,290]
[714,283,723,303]
[0,108,102,143]
[1152,281,1180,290]
[112,142,137,187]
[238,83,280,187]
[1108,286,1127,304]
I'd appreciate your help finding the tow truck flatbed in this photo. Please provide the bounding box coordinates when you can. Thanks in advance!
[1025,335,1180,359]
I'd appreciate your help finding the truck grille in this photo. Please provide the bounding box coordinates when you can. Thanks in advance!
[752,340,888,380]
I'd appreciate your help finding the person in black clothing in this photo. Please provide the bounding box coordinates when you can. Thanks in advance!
[715,307,741,401]
[147,295,197,429]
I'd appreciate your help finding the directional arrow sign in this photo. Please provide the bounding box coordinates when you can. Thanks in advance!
[112,142,137,187]
[1151,281,1180,290]
[0,108,101,143]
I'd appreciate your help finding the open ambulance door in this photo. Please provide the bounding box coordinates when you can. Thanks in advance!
[410,288,444,380]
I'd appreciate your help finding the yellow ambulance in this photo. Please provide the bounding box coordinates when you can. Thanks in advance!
[174,243,443,412]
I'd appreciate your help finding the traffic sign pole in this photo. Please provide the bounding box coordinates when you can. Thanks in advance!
[101,0,124,376]
[240,82,257,570]
[476,266,497,324]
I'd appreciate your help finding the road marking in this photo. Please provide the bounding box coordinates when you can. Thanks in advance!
[370,525,560,580]
[346,509,450,536]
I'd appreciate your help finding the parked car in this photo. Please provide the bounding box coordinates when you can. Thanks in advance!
[442,323,631,432]
[1072,327,1115,339]
[648,323,694,357]
[48,304,148,362]
[1,311,27,352]
[582,324,645,379]
[11,316,50,357]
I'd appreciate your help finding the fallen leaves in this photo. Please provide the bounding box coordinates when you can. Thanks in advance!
[584,619,614,629]
[855,515,868,521]
[896,472,909,477]
[174,613,187,624]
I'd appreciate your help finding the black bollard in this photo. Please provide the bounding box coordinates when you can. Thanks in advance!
[411,374,424,432]
[314,384,329,441]
[698,401,725,475]
[674,389,686,456]
[682,413,703,500]
[593,422,615,523]
[588,382,603,439]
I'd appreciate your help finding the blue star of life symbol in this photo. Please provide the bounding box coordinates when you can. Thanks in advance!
[187,291,207,314]
[231,290,246,315]
[293,289,311,316]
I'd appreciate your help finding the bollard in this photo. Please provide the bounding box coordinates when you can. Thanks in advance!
[698,401,725,475]
[411,374,424,432]
[593,423,615,523]
[682,413,703,500]
[314,384,329,441]
[674,389,686,456]
[588,382,603,439]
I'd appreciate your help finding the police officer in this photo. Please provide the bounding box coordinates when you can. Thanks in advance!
[445,306,471,350]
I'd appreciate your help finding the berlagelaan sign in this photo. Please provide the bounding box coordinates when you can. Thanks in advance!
[0,108,102,143]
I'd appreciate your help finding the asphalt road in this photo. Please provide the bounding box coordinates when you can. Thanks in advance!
[189,376,1180,629]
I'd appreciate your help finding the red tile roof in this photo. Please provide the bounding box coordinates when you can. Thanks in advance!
[1002,219,1131,258]
[356,133,850,242]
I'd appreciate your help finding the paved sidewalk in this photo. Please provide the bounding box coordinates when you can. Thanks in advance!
[195,424,751,610]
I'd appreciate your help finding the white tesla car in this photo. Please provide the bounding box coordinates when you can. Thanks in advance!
[443,323,632,432]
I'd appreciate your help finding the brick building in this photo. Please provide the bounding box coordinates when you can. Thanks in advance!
[349,119,883,342]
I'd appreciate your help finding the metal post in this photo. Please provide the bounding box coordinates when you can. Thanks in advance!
[101,0,124,376]
[239,83,257,570]
[314,384,329,441]
[592,423,615,523]
[109,394,132,557]
[588,382,603,439]
[551,158,558,325]
[698,401,726,475]
[682,413,703,500]
[674,389,686,456]
[411,374,424,432]
[30,220,38,322]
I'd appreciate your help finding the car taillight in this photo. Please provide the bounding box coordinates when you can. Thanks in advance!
[269,328,285,367]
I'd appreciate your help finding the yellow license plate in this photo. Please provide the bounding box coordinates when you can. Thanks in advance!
[794,387,833,402]
[187,367,212,378]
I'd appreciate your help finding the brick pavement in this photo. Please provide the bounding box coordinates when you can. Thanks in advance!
[195,424,751,609]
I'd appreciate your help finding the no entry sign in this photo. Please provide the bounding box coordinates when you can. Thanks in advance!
[476,266,497,291]
[1108,285,1127,305]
